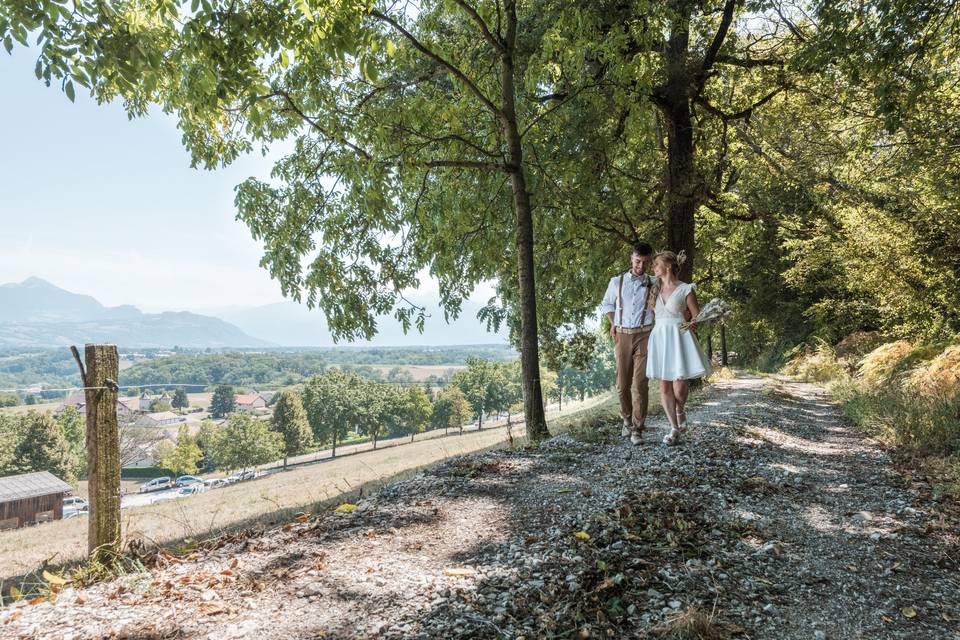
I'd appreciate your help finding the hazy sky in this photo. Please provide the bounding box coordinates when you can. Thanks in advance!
[0,49,483,314]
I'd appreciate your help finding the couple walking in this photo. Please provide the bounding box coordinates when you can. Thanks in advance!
[601,242,711,446]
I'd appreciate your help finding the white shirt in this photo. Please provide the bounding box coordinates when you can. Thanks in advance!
[601,271,657,328]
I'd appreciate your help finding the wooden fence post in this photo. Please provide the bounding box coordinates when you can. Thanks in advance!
[74,344,121,562]
[720,325,729,367]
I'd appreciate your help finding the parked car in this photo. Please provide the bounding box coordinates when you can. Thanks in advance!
[138,476,173,493]
[63,496,88,518]
[175,475,203,487]
[204,478,227,489]
[176,484,206,497]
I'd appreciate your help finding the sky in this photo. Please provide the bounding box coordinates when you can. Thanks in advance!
[0,49,491,316]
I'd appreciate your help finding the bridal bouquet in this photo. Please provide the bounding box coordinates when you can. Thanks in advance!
[680,298,730,331]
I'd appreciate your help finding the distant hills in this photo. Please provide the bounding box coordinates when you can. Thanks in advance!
[0,278,269,348]
[0,278,509,349]
[220,297,509,347]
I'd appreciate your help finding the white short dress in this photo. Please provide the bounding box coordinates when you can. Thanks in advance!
[646,282,712,381]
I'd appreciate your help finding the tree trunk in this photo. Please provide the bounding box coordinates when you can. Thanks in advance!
[283,455,288,470]
[332,433,337,458]
[500,5,549,441]
[659,3,697,282]
[83,344,121,563]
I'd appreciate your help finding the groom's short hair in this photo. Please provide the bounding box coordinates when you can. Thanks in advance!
[632,242,653,257]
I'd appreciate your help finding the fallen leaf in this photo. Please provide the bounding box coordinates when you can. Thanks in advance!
[230,558,239,569]
[334,503,358,513]
[219,570,234,577]
[198,602,232,616]
[443,568,477,577]
[295,514,310,523]
[28,597,45,605]
[5,611,20,623]
[573,531,591,540]
[74,595,87,605]
[42,570,68,586]
[901,607,917,619]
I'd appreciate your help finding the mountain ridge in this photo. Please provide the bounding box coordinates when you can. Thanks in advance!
[0,278,270,349]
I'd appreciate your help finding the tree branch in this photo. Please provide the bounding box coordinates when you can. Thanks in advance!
[452,0,507,54]
[695,85,787,122]
[701,0,739,76]
[713,53,783,68]
[371,9,503,118]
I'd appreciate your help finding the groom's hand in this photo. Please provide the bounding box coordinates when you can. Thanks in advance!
[610,325,617,341]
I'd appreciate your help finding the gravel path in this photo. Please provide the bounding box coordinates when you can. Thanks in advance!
[3,374,958,639]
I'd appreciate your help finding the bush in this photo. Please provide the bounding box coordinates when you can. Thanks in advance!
[857,341,914,389]
[782,341,850,383]
[907,344,960,402]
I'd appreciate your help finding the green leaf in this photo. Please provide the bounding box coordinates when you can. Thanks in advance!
[385,39,397,57]
[280,49,290,68]
[64,80,75,102]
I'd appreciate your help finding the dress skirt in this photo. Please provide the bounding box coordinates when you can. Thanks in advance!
[646,320,712,381]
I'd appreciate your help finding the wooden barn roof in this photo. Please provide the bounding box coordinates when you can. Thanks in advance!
[0,471,72,503]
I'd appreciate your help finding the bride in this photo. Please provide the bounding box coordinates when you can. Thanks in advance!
[646,251,712,446]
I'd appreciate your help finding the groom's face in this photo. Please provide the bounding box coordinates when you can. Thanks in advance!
[631,252,651,275]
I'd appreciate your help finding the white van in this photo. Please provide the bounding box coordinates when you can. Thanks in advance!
[138,476,173,493]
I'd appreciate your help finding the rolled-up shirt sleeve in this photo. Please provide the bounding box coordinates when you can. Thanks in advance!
[600,277,618,315]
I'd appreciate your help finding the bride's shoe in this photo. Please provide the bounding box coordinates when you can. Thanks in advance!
[676,407,688,429]
[662,425,685,446]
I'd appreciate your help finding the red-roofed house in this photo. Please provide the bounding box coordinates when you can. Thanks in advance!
[235,394,267,412]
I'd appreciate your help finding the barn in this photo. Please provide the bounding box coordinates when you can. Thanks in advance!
[0,471,73,530]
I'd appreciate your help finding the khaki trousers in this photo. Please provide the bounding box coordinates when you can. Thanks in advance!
[614,327,652,431]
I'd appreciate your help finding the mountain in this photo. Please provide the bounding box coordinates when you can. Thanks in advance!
[220,298,509,347]
[0,278,270,348]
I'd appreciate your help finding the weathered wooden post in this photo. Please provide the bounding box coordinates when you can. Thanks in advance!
[707,331,714,365]
[720,325,729,367]
[72,344,121,563]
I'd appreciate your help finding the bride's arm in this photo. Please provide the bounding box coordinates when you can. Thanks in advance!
[685,288,701,331]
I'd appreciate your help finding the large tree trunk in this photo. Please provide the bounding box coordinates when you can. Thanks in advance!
[501,0,549,442]
[660,2,697,282]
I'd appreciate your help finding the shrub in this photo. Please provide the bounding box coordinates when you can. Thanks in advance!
[858,341,914,389]
[907,344,960,402]
[782,341,850,383]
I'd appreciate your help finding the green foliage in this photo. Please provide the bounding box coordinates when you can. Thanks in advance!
[432,387,473,436]
[154,426,203,476]
[55,406,86,477]
[270,389,313,465]
[0,394,21,407]
[209,413,282,472]
[12,411,77,482]
[171,388,189,410]
[150,400,173,412]
[209,384,235,419]
[388,386,433,440]
[301,371,361,455]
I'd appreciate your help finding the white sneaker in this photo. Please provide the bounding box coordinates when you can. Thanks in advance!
[621,421,631,437]
[662,427,684,446]
[630,430,643,446]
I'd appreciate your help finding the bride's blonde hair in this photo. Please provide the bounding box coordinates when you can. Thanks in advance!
[654,250,686,277]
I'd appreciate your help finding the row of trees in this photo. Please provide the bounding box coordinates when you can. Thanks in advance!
[0,342,617,479]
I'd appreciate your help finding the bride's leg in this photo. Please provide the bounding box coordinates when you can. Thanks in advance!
[673,379,689,428]
[659,380,677,429]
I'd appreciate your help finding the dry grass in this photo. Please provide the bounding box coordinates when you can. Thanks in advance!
[858,340,914,389]
[907,344,960,401]
[653,606,728,639]
[0,393,613,582]
[705,367,736,383]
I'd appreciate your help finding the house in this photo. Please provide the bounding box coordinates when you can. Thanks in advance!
[256,390,276,406]
[135,411,184,428]
[138,392,172,412]
[235,394,267,412]
[55,393,136,418]
[0,471,73,530]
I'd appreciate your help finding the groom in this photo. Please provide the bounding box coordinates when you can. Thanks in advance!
[601,242,656,445]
